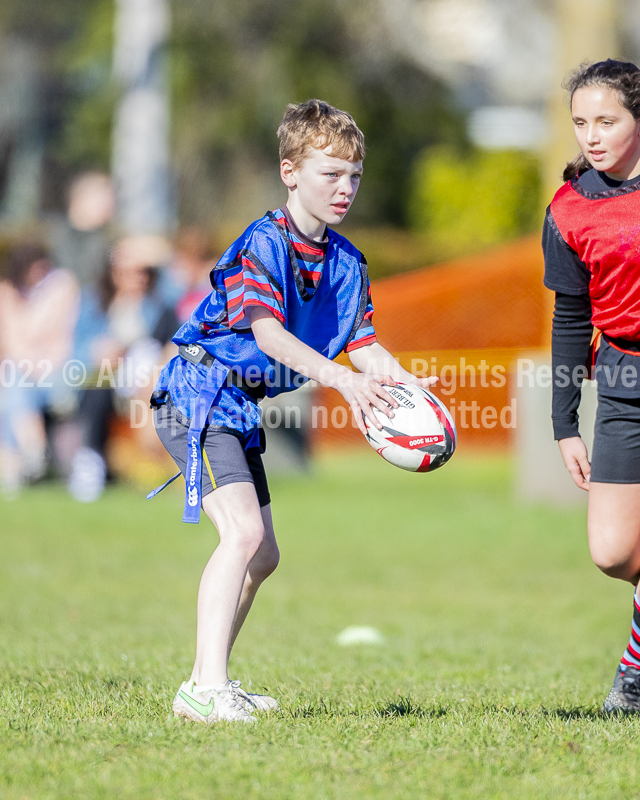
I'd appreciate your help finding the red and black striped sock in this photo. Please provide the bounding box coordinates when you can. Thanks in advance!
[620,590,640,672]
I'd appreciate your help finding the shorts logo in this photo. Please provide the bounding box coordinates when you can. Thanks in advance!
[188,486,199,507]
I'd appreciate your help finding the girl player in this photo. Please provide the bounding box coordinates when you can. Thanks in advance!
[544,59,640,713]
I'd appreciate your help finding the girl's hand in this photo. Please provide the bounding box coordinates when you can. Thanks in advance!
[558,436,591,491]
[337,371,399,436]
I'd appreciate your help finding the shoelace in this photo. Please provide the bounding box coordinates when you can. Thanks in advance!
[224,681,253,712]
[228,680,255,706]
[622,668,640,701]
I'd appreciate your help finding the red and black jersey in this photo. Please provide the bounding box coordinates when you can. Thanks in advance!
[549,175,640,340]
[544,169,640,438]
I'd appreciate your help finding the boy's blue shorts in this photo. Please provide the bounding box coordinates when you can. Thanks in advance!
[153,403,271,507]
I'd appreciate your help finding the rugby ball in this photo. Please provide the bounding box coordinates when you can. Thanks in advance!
[363,382,456,472]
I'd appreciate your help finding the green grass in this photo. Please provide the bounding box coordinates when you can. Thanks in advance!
[1,452,640,799]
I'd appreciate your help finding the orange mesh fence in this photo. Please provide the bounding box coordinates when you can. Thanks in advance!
[311,236,550,451]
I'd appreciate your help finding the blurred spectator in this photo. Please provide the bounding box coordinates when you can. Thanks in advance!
[50,172,115,288]
[0,244,79,495]
[69,235,178,502]
[158,226,216,322]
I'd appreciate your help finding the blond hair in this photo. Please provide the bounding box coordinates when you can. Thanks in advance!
[277,99,365,166]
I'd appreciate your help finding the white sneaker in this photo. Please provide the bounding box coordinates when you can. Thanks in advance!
[172,680,256,724]
[229,680,279,713]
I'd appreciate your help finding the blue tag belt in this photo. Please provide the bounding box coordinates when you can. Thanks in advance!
[147,358,260,524]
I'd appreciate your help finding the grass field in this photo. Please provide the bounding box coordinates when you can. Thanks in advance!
[2,452,640,799]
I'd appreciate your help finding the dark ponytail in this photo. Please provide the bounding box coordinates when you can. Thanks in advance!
[563,59,640,182]
[563,153,592,182]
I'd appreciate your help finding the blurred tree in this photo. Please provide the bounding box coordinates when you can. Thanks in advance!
[49,0,465,228]
[0,0,467,228]
[409,145,541,251]
[0,0,114,214]
[54,0,115,173]
[169,0,466,226]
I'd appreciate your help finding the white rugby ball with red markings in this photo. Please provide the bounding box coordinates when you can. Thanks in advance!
[363,382,456,472]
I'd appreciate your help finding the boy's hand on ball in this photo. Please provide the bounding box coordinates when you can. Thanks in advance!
[414,376,439,389]
[338,371,398,435]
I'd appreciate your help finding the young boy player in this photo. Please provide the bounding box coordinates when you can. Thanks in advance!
[151,100,437,723]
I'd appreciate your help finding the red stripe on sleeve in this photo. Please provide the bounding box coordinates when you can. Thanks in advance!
[344,332,378,352]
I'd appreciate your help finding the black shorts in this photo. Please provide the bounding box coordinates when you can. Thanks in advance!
[154,403,271,507]
[591,394,640,484]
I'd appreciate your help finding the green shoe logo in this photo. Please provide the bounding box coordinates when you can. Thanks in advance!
[179,690,214,716]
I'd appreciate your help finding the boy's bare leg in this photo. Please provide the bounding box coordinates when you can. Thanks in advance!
[190,482,270,687]
[229,504,280,653]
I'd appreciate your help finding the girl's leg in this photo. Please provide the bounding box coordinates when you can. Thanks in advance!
[588,482,640,584]
[588,482,640,711]
[190,481,267,687]
[229,504,280,652]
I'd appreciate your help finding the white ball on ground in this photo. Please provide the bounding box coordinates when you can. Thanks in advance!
[336,626,385,646]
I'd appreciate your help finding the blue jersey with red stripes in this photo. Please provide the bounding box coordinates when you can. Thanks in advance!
[268,207,377,350]
[152,208,376,438]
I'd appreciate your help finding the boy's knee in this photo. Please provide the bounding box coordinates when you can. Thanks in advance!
[233,521,266,560]
[254,543,280,581]
[241,538,280,586]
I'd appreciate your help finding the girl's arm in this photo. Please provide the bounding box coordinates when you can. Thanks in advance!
[551,292,593,439]
[552,291,593,490]
[543,208,593,490]
[248,308,399,435]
